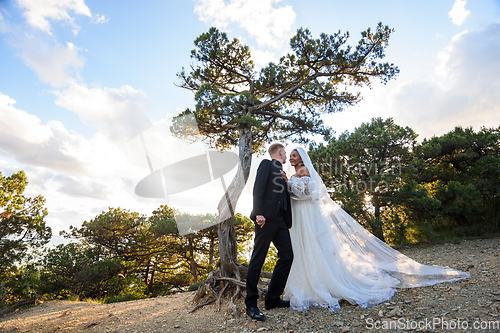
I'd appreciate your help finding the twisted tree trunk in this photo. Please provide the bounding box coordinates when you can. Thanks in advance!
[218,126,253,275]
[191,127,254,316]
[371,195,385,242]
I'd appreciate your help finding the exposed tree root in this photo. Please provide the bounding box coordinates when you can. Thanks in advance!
[189,265,272,317]
[229,285,242,317]
[188,297,216,313]
[215,276,266,293]
[217,282,230,312]
[0,297,40,317]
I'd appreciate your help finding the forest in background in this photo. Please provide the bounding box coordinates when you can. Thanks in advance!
[1,117,499,311]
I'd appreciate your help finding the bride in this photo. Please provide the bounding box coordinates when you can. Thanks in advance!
[281,147,470,312]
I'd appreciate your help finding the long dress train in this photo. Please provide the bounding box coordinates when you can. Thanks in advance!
[283,147,470,312]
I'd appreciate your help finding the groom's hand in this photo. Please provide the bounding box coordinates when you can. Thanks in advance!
[256,215,266,228]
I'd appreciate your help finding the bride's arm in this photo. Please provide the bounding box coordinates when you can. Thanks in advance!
[288,177,312,200]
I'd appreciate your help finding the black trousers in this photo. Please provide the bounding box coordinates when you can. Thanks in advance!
[245,215,293,308]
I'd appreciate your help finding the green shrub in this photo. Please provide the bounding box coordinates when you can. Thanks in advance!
[104,294,147,304]
[188,280,204,291]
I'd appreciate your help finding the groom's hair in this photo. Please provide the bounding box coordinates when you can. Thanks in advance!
[268,143,285,156]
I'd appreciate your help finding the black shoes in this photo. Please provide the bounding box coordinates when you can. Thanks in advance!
[246,306,265,321]
[265,299,290,310]
[246,299,290,320]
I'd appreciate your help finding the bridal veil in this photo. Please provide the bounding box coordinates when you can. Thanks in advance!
[283,147,470,311]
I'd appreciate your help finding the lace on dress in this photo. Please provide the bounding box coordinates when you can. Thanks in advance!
[288,176,312,200]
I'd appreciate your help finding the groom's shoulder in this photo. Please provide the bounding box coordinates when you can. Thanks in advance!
[256,159,273,172]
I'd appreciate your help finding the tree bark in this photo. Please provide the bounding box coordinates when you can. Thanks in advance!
[216,126,253,277]
[189,238,198,282]
[209,235,215,267]
[371,196,385,242]
[148,262,156,294]
[144,259,150,287]
[238,126,253,182]
[218,217,237,277]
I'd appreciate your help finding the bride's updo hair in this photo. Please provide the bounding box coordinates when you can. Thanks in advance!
[268,143,285,156]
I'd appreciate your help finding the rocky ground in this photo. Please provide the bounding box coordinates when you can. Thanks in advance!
[1,237,499,333]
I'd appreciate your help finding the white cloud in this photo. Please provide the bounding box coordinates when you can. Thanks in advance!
[0,92,87,173]
[54,174,111,199]
[3,1,100,87]
[194,0,296,48]
[250,48,279,69]
[17,0,92,35]
[1,4,87,87]
[0,93,53,144]
[434,30,468,83]
[22,164,123,233]
[91,14,107,24]
[1,83,154,205]
[53,83,152,145]
[448,0,470,26]
[18,38,85,87]
[0,91,255,239]
[0,90,156,235]
[390,24,500,139]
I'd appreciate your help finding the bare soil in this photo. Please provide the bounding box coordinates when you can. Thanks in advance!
[1,237,499,333]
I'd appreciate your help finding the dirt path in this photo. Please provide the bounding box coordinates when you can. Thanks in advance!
[1,237,499,333]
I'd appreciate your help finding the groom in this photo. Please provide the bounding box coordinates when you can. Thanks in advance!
[245,143,293,321]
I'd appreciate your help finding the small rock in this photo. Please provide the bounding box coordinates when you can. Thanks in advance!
[387,306,403,317]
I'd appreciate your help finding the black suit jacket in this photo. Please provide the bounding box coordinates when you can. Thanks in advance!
[250,159,292,229]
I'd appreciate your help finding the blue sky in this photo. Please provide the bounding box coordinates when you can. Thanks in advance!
[1,0,499,243]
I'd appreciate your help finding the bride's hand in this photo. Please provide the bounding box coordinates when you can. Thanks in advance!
[281,170,288,182]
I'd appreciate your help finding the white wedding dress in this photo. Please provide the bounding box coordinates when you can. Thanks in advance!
[283,147,470,312]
